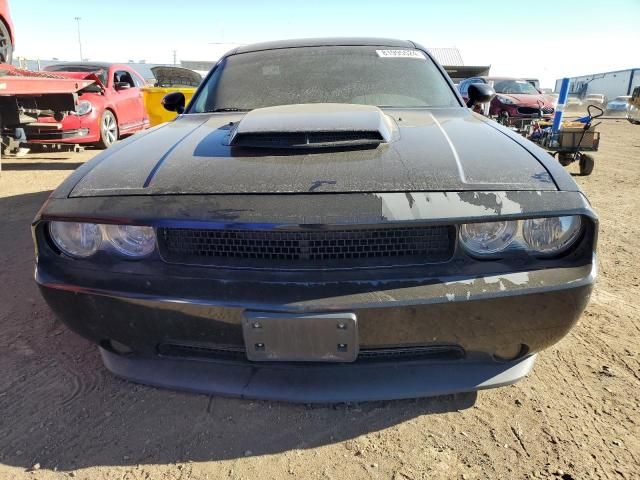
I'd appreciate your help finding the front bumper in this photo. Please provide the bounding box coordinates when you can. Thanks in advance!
[37,261,594,402]
[28,111,99,144]
[100,346,538,403]
[491,103,553,121]
[26,128,95,143]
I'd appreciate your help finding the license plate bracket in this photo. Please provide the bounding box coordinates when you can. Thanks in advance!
[242,312,358,362]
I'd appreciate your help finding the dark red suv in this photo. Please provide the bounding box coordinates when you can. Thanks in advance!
[459,76,555,125]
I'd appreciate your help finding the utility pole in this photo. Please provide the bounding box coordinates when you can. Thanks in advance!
[74,17,83,61]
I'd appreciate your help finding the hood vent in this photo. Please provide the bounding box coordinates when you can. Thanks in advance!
[231,130,384,149]
[228,103,398,149]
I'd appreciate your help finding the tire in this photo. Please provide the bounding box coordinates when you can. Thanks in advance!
[95,110,118,149]
[558,152,574,167]
[0,20,13,64]
[579,154,594,176]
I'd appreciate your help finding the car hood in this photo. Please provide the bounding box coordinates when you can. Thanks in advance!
[494,93,553,107]
[69,106,557,197]
[151,66,202,87]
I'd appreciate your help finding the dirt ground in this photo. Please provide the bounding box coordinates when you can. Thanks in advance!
[0,120,638,480]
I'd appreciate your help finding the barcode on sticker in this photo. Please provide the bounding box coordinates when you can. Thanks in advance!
[376,49,426,59]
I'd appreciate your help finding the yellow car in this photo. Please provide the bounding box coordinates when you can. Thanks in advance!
[142,66,202,126]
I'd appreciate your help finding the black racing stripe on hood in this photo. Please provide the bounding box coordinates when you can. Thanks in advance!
[143,122,207,188]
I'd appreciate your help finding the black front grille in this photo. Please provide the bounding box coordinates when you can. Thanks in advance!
[517,106,554,115]
[158,225,454,269]
[158,343,246,361]
[157,343,465,363]
[357,345,465,362]
[231,130,383,149]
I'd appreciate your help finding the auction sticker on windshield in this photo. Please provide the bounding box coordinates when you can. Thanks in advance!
[376,49,426,59]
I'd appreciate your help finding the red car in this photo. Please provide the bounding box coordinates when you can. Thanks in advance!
[0,0,15,64]
[459,76,555,125]
[27,63,149,148]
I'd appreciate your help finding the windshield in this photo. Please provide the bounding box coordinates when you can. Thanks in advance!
[493,80,539,95]
[190,46,459,112]
[45,65,108,86]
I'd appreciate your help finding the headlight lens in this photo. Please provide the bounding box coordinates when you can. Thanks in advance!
[49,221,102,258]
[497,95,516,105]
[75,100,93,116]
[459,221,517,255]
[523,216,582,254]
[104,225,156,257]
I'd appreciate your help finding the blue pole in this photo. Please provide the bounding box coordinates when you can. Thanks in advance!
[552,78,570,134]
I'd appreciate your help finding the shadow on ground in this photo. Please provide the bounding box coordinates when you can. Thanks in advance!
[0,190,476,472]
[1,161,85,171]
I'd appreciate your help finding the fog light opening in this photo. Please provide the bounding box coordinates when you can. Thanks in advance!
[493,344,529,362]
[102,339,135,356]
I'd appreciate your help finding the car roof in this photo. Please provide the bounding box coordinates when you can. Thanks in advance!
[45,62,130,70]
[477,76,527,82]
[232,37,416,55]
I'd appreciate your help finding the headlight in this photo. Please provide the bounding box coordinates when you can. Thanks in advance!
[459,216,584,259]
[459,221,517,256]
[104,225,156,257]
[75,100,93,116]
[523,216,582,255]
[48,222,156,259]
[497,95,516,105]
[49,221,102,258]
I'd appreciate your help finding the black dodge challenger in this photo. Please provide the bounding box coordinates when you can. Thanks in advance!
[34,38,597,402]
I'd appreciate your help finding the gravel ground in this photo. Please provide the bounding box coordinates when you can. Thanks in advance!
[0,119,638,479]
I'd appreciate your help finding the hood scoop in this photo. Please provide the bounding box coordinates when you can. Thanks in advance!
[228,103,398,149]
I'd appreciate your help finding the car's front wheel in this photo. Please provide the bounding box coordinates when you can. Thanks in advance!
[0,20,13,64]
[96,110,118,149]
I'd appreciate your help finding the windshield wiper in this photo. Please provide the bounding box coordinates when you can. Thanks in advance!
[206,107,251,113]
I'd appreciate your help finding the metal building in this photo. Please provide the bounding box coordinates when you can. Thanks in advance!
[426,48,490,83]
[555,68,640,101]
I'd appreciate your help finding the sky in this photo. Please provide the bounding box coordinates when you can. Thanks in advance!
[10,0,640,88]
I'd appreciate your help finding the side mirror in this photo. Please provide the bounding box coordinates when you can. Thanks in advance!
[114,82,131,91]
[466,83,495,108]
[162,91,186,114]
